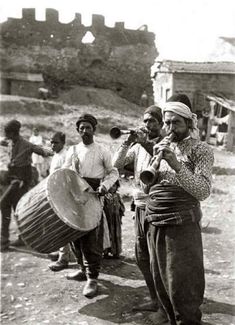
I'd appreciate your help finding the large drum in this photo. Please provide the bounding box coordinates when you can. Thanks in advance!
[15,169,102,253]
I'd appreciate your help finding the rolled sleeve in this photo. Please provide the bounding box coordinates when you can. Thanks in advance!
[113,144,135,169]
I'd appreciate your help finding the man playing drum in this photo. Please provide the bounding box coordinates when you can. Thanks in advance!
[0,120,53,252]
[63,113,119,298]
[144,94,214,324]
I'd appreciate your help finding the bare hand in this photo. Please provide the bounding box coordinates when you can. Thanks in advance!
[97,185,107,196]
[135,128,148,145]
[154,143,181,172]
[125,132,138,145]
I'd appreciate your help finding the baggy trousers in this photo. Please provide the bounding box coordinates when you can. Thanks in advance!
[71,215,104,279]
[134,206,158,303]
[147,221,205,325]
[1,182,28,246]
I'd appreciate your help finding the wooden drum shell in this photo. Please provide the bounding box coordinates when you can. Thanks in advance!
[15,169,102,253]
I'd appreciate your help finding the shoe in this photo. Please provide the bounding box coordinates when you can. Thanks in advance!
[49,260,68,272]
[66,270,87,281]
[10,237,25,247]
[48,252,59,261]
[83,279,98,298]
[132,301,159,312]
[147,307,169,324]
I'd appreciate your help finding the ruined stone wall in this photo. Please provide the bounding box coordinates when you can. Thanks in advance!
[0,8,158,104]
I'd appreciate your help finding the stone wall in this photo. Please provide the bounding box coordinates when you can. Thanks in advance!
[0,8,158,104]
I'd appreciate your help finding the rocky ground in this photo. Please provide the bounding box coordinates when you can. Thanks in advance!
[1,94,235,324]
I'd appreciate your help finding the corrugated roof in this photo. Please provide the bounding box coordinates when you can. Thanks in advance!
[206,94,235,113]
[155,60,235,74]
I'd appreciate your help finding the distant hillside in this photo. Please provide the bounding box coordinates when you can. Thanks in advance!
[55,85,144,117]
[0,88,144,156]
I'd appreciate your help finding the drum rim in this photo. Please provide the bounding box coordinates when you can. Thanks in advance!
[46,169,102,231]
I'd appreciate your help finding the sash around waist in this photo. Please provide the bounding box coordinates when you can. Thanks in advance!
[83,177,101,191]
[8,165,32,184]
[147,184,199,214]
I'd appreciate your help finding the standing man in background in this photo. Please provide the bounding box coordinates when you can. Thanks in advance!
[48,131,75,271]
[49,132,67,175]
[0,120,53,251]
[29,127,45,180]
[140,90,149,108]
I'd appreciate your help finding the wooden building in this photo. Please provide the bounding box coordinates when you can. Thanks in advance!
[152,60,235,151]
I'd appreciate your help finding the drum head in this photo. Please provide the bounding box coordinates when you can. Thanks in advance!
[47,169,102,231]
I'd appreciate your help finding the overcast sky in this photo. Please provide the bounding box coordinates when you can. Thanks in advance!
[0,0,235,61]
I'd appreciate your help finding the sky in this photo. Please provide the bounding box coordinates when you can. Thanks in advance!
[0,0,235,61]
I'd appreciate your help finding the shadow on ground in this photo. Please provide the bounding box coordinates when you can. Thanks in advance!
[202,298,235,316]
[201,226,222,235]
[78,278,150,324]
[101,256,144,280]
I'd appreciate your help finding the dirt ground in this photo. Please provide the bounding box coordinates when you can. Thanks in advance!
[0,95,235,324]
[1,161,235,325]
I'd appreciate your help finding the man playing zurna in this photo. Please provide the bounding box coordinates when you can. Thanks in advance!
[144,94,214,325]
[113,105,163,313]
[63,113,119,298]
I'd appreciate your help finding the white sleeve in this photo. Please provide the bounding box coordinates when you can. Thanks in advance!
[62,146,74,169]
[101,148,119,190]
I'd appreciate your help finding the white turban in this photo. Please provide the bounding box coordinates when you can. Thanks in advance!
[163,101,200,139]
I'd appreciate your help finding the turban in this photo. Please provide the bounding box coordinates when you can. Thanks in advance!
[163,102,199,139]
[76,114,97,130]
[4,120,21,133]
[144,105,162,124]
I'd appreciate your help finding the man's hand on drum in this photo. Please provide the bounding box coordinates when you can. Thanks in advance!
[97,184,108,196]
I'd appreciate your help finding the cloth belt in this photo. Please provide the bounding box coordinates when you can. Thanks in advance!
[83,177,101,191]
[146,184,201,226]
[145,204,202,226]
[8,165,32,185]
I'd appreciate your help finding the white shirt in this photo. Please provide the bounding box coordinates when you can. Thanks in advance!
[63,142,118,190]
[29,135,44,164]
[50,147,67,174]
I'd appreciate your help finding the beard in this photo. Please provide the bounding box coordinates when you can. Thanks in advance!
[170,130,189,142]
[81,134,93,145]
[148,129,160,140]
